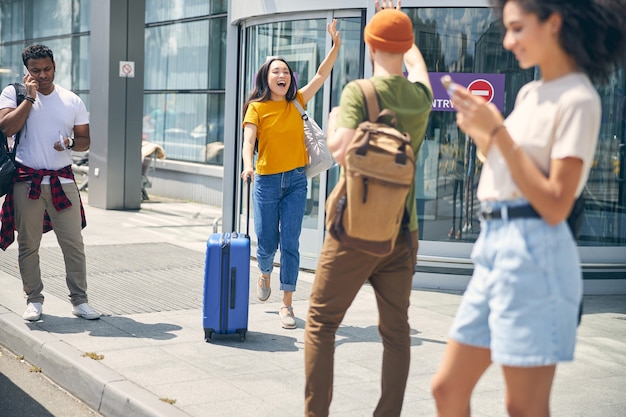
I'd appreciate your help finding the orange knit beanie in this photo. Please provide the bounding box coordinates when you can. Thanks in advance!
[364,9,414,53]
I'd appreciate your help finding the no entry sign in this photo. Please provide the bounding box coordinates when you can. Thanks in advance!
[467,79,494,102]
[429,73,505,112]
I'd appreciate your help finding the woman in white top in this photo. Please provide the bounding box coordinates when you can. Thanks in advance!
[431,1,626,416]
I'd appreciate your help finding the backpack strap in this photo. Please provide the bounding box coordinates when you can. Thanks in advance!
[10,83,27,150]
[354,79,380,123]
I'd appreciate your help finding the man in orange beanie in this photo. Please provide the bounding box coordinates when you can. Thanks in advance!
[304,1,432,416]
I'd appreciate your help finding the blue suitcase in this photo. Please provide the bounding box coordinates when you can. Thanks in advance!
[203,232,250,342]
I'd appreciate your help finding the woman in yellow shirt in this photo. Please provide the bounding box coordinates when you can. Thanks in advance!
[241,20,340,329]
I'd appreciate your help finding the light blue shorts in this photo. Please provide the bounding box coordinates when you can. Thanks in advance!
[449,200,583,367]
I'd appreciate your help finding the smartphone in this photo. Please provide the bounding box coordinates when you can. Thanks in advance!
[440,75,456,97]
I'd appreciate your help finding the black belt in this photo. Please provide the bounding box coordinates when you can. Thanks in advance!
[479,204,540,221]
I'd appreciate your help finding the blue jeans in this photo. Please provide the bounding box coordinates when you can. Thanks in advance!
[253,167,307,292]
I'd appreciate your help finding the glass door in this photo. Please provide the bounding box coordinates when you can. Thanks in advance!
[240,12,363,269]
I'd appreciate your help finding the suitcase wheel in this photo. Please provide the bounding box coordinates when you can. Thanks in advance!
[237,329,246,342]
[204,328,215,342]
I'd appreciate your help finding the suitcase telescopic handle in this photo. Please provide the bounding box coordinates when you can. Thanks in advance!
[245,177,251,237]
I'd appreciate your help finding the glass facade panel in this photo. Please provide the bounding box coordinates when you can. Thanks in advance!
[327,16,366,199]
[144,14,226,165]
[0,1,26,43]
[145,21,210,90]
[32,0,72,38]
[330,17,363,108]
[74,35,90,91]
[210,0,227,14]
[409,7,534,242]
[208,16,227,90]
[244,19,331,124]
[0,44,27,86]
[145,0,225,24]
[0,0,88,99]
[382,8,626,246]
[77,0,90,32]
[584,70,626,245]
[400,7,626,247]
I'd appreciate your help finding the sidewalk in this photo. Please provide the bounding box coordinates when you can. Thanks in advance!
[0,194,624,417]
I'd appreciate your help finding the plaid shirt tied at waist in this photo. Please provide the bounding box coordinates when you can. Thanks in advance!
[0,164,87,250]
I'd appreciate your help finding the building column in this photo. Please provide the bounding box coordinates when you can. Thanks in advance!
[221,0,241,232]
[88,0,145,209]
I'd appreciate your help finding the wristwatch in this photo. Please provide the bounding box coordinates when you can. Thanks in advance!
[67,136,75,149]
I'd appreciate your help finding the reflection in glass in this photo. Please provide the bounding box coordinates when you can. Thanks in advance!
[407,7,625,247]
[145,21,210,90]
[75,35,90,92]
[327,17,365,195]
[143,14,226,165]
[143,93,226,164]
[330,17,364,108]
[408,7,534,243]
[145,0,225,24]
[0,2,26,43]
[584,70,626,245]
[33,0,72,38]
[208,17,227,90]
[244,20,330,125]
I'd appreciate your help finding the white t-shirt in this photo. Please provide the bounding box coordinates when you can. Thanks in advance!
[477,73,600,201]
[0,84,89,184]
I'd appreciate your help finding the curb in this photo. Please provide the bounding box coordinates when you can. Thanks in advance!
[0,306,191,417]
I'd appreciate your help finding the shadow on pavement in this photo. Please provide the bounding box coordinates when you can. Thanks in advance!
[204,331,300,352]
[26,315,182,341]
[0,373,56,417]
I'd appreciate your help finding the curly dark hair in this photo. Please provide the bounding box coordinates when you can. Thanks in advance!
[22,44,54,67]
[490,0,626,83]
[242,57,298,116]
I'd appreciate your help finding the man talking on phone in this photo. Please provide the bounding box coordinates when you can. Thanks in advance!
[0,44,101,321]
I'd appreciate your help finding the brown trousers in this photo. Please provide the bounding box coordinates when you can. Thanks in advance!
[14,182,88,306]
[304,230,418,417]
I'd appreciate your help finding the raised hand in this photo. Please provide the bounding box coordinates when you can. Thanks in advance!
[375,0,401,12]
[326,18,341,47]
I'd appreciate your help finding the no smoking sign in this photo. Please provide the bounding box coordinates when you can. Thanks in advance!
[119,61,135,78]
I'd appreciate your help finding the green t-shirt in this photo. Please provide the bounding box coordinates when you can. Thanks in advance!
[336,76,432,232]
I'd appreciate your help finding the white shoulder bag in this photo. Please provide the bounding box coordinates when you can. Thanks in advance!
[293,100,334,179]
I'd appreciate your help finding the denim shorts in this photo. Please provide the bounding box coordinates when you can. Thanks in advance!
[449,200,583,366]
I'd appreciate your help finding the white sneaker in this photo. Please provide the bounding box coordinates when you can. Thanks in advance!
[23,302,43,321]
[72,303,101,320]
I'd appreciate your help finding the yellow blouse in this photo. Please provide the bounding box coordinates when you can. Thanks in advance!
[243,91,308,175]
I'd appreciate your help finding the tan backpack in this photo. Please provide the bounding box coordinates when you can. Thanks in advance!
[325,79,415,257]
